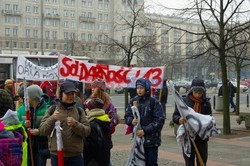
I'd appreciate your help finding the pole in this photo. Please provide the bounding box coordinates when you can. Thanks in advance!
[191,139,205,166]
[213,96,216,110]
[41,0,44,55]
[247,94,249,108]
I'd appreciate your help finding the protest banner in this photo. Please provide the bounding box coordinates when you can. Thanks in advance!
[59,55,164,89]
[16,55,58,80]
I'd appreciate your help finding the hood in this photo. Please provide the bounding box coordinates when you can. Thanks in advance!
[136,78,151,98]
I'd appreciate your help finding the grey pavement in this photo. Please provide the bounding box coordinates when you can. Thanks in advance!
[110,93,250,166]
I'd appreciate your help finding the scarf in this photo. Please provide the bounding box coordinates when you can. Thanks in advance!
[188,94,203,113]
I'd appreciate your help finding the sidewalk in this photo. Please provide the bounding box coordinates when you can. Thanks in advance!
[112,106,250,166]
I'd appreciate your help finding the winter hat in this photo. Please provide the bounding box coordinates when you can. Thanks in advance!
[84,97,104,110]
[60,82,77,93]
[27,85,43,102]
[92,79,106,91]
[136,82,145,89]
[0,89,13,118]
[190,79,206,93]
[4,79,13,85]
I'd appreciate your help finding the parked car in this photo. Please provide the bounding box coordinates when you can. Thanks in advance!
[173,80,191,92]
[115,88,124,94]
[217,81,248,92]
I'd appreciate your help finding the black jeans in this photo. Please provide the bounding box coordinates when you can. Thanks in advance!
[144,146,158,166]
[183,139,208,166]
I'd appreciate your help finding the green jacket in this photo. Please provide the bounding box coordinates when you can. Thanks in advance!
[17,100,50,129]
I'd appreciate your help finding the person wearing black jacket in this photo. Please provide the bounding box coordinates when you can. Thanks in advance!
[218,80,236,112]
[125,78,165,166]
[172,79,212,166]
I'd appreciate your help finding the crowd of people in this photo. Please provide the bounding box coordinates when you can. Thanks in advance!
[0,77,217,166]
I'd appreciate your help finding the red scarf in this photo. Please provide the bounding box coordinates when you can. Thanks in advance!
[189,94,203,113]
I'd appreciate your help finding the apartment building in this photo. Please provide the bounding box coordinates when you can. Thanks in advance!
[0,0,118,62]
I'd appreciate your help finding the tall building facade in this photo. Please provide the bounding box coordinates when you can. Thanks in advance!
[0,0,119,63]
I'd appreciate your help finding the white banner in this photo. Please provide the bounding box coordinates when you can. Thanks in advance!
[16,55,58,80]
[59,55,165,89]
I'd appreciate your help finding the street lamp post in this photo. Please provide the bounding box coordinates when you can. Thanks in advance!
[41,0,44,55]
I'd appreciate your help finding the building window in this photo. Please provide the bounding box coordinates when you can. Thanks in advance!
[5,41,10,47]
[13,16,19,24]
[52,31,57,38]
[13,4,18,11]
[70,11,75,17]
[13,42,17,48]
[99,46,102,51]
[34,6,38,13]
[5,28,10,36]
[88,46,92,51]
[88,12,92,18]
[64,21,68,28]
[52,8,57,15]
[26,18,31,25]
[81,33,85,41]
[88,1,93,7]
[26,6,31,13]
[64,32,68,39]
[26,42,30,48]
[26,29,31,37]
[88,34,92,41]
[52,20,57,27]
[5,16,11,23]
[64,10,68,17]
[46,43,49,49]
[33,30,38,37]
[13,28,18,36]
[98,13,102,21]
[34,18,39,25]
[82,1,86,7]
[5,4,10,10]
[71,0,76,6]
[34,43,37,49]
[53,44,56,49]
[45,19,50,26]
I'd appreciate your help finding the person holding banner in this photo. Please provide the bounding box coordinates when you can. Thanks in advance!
[172,79,212,166]
[17,85,50,166]
[39,81,91,166]
[125,78,165,166]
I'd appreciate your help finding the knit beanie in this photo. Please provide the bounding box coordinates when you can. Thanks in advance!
[190,79,206,93]
[27,85,43,102]
[84,97,104,110]
[0,89,13,118]
[5,79,13,85]
[92,79,106,91]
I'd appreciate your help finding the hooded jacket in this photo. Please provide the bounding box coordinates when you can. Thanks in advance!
[125,78,165,147]
[39,102,91,157]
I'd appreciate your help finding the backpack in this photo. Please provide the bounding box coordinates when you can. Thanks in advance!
[49,105,84,121]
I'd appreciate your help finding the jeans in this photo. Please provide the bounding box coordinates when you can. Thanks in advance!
[144,146,158,166]
[183,140,208,166]
[229,97,236,110]
[51,154,83,166]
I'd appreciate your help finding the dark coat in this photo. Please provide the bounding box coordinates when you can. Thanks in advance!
[218,82,236,98]
[125,78,165,147]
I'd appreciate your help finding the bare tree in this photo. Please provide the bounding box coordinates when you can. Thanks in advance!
[155,0,250,134]
[99,0,159,108]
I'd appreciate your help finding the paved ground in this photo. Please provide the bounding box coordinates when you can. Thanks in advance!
[110,103,250,166]
[46,99,250,166]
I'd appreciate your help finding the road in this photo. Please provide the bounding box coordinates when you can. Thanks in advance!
[110,91,250,113]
